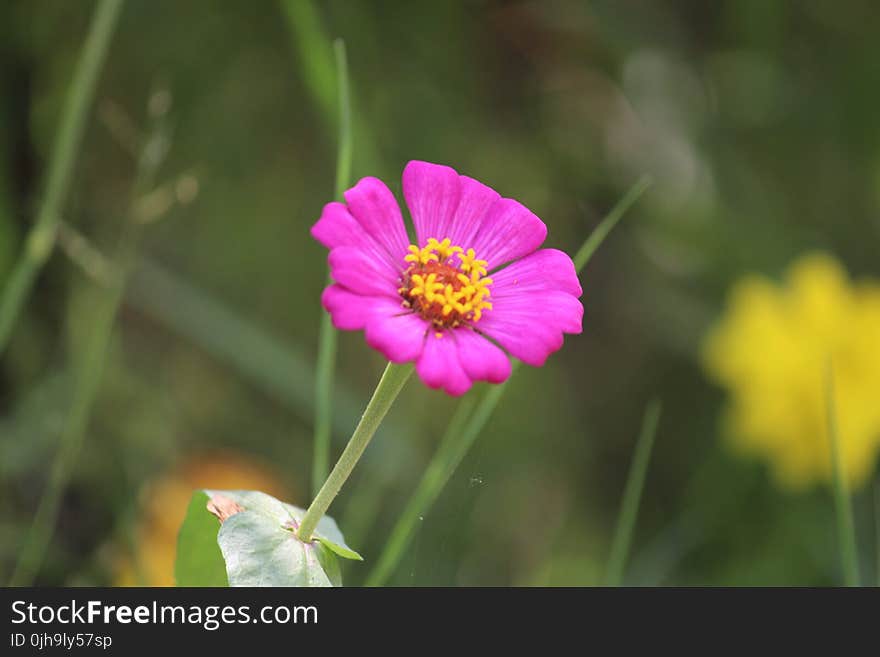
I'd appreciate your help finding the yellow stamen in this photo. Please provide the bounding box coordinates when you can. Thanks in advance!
[399,237,494,328]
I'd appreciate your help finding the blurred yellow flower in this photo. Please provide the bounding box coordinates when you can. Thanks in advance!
[115,451,290,586]
[702,253,880,490]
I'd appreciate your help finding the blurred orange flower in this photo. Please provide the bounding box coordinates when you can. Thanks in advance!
[702,253,880,490]
[115,451,290,586]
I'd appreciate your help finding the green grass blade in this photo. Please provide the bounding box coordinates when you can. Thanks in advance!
[129,259,323,415]
[312,298,338,496]
[332,40,352,202]
[9,286,124,586]
[312,40,353,497]
[605,399,662,586]
[279,0,380,171]
[0,0,124,354]
[126,258,418,473]
[367,176,653,586]
[278,0,336,122]
[8,93,165,586]
[573,175,653,271]
[364,393,477,586]
[825,361,860,587]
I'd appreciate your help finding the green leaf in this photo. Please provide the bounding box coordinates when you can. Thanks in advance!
[281,502,363,561]
[175,491,229,586]
[203,489,362,561]
[315,541,343,587]
[217,510,338,587]
[200,489,360,587]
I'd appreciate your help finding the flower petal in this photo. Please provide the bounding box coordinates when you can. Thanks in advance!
[446,175,501,251]
[539,291,585,334]
[365,311,429,364]
[490,248,582,299]
[454,329,511,384]
[328,246,401,298]
[399,162,545,270]
[416,333,473,396]
[311,202,360,250]
[343,176,411,263]
[311,202,399,273]
[321,285,375,330]
[403,161,462,246]
[478,291,583,366]
[470,197,547,270]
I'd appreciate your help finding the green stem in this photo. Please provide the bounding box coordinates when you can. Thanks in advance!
[366,172,654,586]
[8,98,167,586]
[312,39,352,497]
[605,399,662,586]
[0,0,124,354]
[825,361,860,587]
[297,363,413,542]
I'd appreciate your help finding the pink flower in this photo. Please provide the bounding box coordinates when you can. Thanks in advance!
[311,161,583,396]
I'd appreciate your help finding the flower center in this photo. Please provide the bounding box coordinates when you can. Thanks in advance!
[399,237,493,329]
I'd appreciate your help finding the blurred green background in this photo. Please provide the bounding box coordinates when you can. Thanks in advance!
[1,0,879,586]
